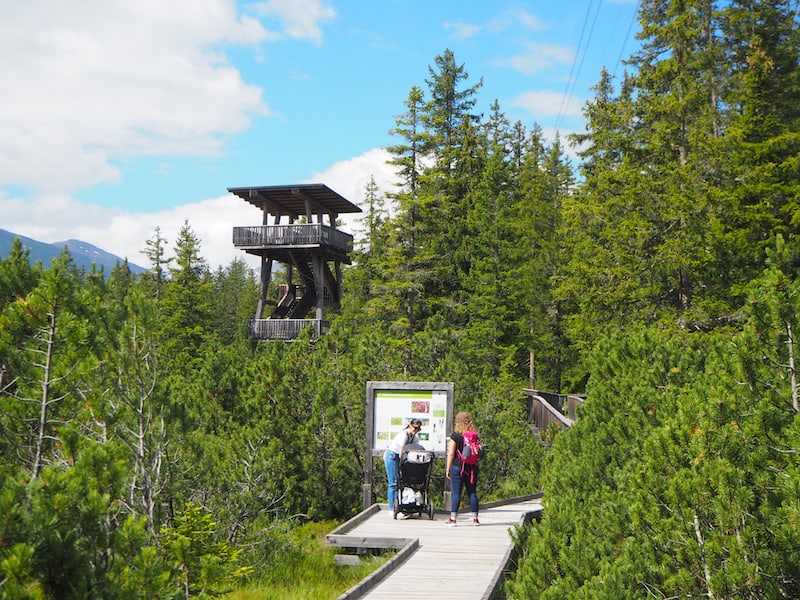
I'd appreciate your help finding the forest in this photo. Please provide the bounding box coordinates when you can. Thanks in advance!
[1,1,800,598]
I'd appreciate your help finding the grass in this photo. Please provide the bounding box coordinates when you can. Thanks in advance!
[224,520,390,600]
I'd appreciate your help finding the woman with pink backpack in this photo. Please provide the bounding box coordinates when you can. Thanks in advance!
[444,411,481,526]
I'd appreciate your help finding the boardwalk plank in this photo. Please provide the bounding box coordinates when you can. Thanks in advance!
[329,497,542,600]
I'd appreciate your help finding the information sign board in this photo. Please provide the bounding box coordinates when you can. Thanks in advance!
[366,381,453,456]
[373,388,448,453]
[363,381,454,510]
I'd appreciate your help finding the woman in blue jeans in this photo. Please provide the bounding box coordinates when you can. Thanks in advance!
[384,419,422,513]
[444,411,479,526]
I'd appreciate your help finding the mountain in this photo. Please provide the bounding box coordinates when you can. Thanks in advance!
[0,229,146,275]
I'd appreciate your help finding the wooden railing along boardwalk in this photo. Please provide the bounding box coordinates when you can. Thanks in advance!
[523,389,584,434]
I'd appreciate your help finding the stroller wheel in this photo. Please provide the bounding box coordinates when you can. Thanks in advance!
[393,499,399,520]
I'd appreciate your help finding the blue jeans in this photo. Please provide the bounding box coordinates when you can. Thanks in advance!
[450,464,479,515]
[384,451,399,509]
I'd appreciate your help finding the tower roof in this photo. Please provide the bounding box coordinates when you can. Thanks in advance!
[228,183,362,220]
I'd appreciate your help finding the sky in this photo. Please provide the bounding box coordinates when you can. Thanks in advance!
[0,0,640,270]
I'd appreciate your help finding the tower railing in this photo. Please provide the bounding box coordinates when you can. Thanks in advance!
[248,318,330,341]
[233,224,353,253]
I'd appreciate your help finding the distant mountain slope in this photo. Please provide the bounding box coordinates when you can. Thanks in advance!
[0,229,146,275]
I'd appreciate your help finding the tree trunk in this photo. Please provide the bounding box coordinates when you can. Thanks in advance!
[693,511,716,600]
[32,309,58,480]
[788,321,798,413]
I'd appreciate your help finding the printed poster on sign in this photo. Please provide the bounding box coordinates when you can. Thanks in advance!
[373,388,448,453]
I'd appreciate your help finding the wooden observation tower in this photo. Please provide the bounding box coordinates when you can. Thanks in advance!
[228,183,362,341]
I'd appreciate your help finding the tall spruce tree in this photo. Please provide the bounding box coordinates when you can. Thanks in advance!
[713,0,800,289]
[557,69,649,367]
[613,0,723,320]
[417,49,483,324]
[555,0,787,375]
[381,85,430,371]
[160,221,215,367]
[456,100,522,381]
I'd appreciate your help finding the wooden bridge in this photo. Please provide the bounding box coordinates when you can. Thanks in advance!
[326,390,579,599]
[523,389,584,435]
[327,495,542,600]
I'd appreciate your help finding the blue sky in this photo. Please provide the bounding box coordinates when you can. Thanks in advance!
[0,0,640,269]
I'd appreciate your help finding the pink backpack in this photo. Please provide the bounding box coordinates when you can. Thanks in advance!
[458,430,482,466]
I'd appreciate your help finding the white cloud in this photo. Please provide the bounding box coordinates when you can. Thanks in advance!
[1,191,263,270]
[0,146,399,270]
[308,148,396,209]
[510,90,582,118]
[444,21,481,40]
[487,9,548,33]
[0,0,272,192]
[251,0,336,44]
[307,147,399,234]
[445,8,546,41]
[494,42,574,76]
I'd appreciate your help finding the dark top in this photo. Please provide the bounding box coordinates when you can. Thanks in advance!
[450,431,464,468]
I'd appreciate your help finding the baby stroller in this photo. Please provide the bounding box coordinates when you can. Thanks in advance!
[393,443,435,520]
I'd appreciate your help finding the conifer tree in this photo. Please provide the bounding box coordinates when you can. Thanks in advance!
[380,86,431,371]
[0,253,90,478]
[557,69,648,362]
[212,258,259,345]
[0,239,41,436]
[139,227,172,302]
[0,237,39,305]
[713,0,800,288]
[613,0,722,320]
[160,221,215,367]
[348,176,392,323]
[456,100,517,380]
[554,0,796,372]
[416,50,483,323]
[101,285,168,533]
[422,48,483,165]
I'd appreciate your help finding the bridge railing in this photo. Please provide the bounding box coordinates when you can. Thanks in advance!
[523,389,585,432]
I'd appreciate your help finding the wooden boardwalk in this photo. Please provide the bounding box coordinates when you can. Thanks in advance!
[327,495,542,600]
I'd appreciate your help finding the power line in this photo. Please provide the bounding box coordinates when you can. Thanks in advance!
[554,0,602,133]
[612,0,640,79]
